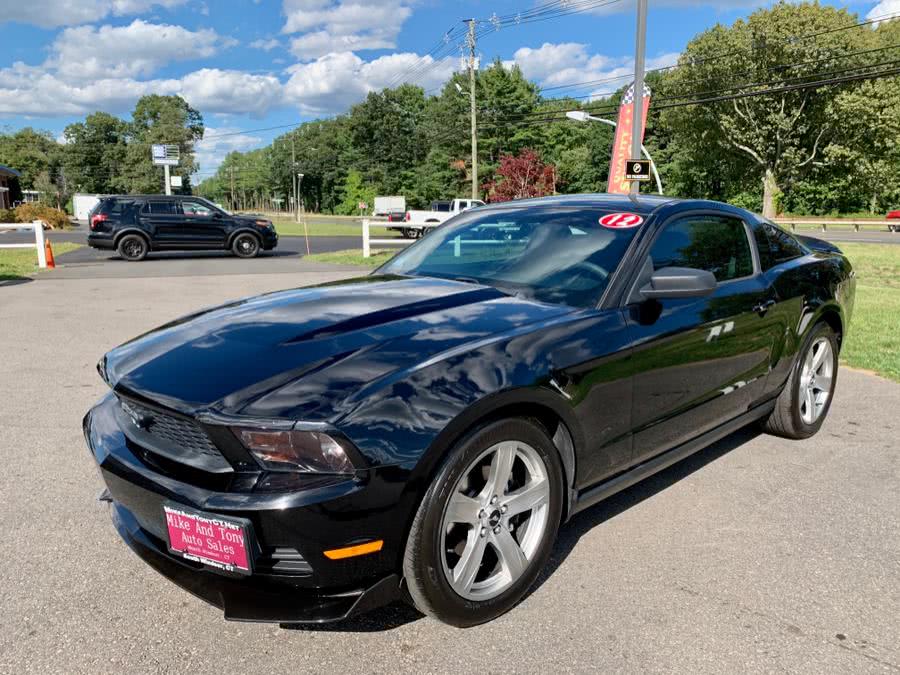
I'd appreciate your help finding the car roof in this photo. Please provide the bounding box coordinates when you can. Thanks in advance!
[102,195,205,201]
[475,193,681,215]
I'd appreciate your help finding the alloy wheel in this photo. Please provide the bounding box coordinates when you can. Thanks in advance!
[237,236,258,256]
[123,239,144,259]
[799,337,834,425]
[439,440,550,601]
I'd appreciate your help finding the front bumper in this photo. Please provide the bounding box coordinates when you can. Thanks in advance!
[84,393,409,623]
[111,502,400,623]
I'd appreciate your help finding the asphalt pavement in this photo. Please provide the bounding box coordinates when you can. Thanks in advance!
[1,268,899,674]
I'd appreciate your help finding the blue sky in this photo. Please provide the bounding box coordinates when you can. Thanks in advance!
[0,0,893,177]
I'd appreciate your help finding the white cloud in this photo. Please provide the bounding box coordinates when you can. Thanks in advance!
[867,1,900,22]
[0,0,186,28]
[50,20,233,81]
[180,69,283,118]
[194,127,264,177]
[250,38,282,51]
[512,43,679,99]
[281,0,414,60]
[283,51,455,114]
[0,63,283,118]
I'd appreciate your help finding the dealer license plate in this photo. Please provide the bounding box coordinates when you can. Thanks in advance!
[163,504,252,575]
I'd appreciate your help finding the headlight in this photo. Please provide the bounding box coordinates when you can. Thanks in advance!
[233,428,356,474]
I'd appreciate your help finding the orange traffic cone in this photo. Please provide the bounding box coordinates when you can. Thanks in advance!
[44,239,56,269]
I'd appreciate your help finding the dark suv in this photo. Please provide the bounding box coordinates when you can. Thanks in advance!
[87,195,278,261]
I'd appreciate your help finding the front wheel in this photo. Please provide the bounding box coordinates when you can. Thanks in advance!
[402,418,564,627]
[763,321,839,439]
[232,233,260,258]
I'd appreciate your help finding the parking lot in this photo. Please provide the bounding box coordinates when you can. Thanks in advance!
[1,260,898,674]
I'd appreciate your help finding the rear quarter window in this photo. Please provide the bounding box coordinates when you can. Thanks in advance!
[763,223,807,265]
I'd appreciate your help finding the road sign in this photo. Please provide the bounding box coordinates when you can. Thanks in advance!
[169,175,183,188]
[625,159,651,181]
[358,201,368,211]
[151,144,180,166]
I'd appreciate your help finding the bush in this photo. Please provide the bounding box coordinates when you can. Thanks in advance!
[0,208,15,224]
[13,204,71,230]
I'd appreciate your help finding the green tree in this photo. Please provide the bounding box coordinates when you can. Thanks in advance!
[121,95,204,194]
[336,169,375,215]
[660,2,874,217]
[63,112,129,194]
[0,127,63,194]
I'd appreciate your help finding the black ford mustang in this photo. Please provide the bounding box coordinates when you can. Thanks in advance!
[84,194,855,627]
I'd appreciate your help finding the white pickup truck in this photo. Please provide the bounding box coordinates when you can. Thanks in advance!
[393,198,485,238]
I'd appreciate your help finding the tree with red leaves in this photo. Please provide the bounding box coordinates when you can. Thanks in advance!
[483,149,557,203]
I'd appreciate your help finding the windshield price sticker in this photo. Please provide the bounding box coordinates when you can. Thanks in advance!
[599,213,644,229]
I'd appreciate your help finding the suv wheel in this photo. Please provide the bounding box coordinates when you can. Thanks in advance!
[763,321,839,439]
[232,233,260,259]
[117,234,148,262]
[403,418,564,627]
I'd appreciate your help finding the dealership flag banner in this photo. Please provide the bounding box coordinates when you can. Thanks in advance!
[607,83,652,194]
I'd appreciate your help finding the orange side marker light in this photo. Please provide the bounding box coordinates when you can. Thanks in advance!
[323,540,384,560]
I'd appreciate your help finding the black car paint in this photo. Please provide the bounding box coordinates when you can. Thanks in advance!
[84,194,855,622]
[87,196,278,254]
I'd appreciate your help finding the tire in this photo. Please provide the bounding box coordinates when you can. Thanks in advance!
[400,228,417,239]
[402,418,564,627]
[117,234,148,262]
[232,233,260,259]
[763,321,839,439]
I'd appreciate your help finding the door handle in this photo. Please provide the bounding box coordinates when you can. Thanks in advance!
[753,299,776,315]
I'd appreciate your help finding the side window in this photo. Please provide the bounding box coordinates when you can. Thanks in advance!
[763,223,806,263]
[650,215,754,283]
[182,201,214,217]
[147,201,177,215]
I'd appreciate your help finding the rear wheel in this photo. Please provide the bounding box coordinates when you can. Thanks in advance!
[117,234,148,262]
[232,233,260,258]
[763,321,839,439]
[403,418,563,627]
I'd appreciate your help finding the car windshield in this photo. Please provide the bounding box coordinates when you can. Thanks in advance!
[379,207,643,308]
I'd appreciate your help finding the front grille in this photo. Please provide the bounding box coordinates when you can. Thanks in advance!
[121,399,220,459]
[117,397,232,474]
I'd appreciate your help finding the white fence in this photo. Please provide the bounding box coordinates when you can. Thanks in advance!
[773,218,897,232]
[0,221,47,268]
[361,219,416,257]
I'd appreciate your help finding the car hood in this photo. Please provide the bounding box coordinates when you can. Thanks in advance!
[102,275,573,420]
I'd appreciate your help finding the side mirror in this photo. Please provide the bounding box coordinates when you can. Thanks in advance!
[641,266,717,300]
[212,211,223,219]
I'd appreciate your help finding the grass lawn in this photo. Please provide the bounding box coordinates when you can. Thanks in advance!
[272,219,400,238]
[836,243,900,382]
[305,249,396,267]
[0,243,83,281]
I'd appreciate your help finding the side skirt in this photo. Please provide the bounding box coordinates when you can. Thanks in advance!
[570,400,776,518]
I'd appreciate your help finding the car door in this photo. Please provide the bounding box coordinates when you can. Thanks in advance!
[179,199,227,247]
[625,213,781,465]
[140,200,182,246]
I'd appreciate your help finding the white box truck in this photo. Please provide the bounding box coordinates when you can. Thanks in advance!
[373,196,406,217]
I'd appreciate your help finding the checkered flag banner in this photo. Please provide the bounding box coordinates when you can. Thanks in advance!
[621,82,652,105]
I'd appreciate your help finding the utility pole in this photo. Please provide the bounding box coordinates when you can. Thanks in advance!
[630,0,648,196]
[466,19,478,201]
[229,166,235,209]
[291,137,300,223]
[164,164,172,196]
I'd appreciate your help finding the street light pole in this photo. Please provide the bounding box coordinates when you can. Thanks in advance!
[466,18,478,201]
[565,111,663,195]
[630,0,649,195]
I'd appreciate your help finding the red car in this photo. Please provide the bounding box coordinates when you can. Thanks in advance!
[888,209,900,231]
